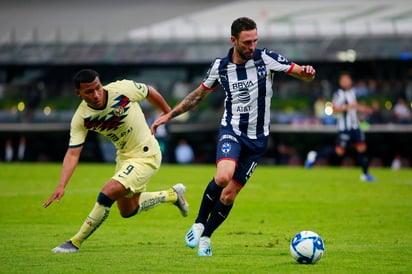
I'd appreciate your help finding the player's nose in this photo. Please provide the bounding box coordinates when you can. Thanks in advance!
[92,89,100,99]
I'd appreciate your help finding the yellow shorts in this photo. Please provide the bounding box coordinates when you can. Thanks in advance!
[113,151,162,197]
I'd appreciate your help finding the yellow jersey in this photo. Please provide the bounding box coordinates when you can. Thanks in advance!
[69,80,160,158]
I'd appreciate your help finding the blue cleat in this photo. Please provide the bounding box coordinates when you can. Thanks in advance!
[305,151,317,169]
[360,174,376,182]
[185,223,204,249]
[198,236,212,256]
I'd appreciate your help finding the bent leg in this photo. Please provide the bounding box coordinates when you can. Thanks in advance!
[202,181,241,237]
[117,188,178,218]
[195,160,235,224]
[116,193,140,218]
[70,179,128,248]
[195,178,224,224]
[112,153,180,217]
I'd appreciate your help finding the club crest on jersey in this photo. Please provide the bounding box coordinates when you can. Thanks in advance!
[113,106,125,117]
[257,65,267,79]
[112,95,129,117]
[221,142,231,154]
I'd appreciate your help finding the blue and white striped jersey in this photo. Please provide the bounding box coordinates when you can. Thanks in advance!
[202,48,293,139]
[333,88,359,130]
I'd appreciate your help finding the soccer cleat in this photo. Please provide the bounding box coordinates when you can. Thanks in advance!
[51,240,79,253]
[185,223,204,248]
[305,151,317,169]
[360,174,376,182]
[172,183,189,217]
[198,236,212,256]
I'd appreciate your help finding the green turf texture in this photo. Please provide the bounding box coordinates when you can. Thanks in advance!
[0,163,411,274]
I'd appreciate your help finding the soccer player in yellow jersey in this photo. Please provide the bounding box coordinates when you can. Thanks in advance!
[43,69,188,253]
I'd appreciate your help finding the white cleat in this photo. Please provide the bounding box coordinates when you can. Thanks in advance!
[172,183,189,217]
[51,241,79,253]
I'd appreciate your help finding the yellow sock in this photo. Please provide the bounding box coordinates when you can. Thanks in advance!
[70,202,110,248]
[138,188,177,213]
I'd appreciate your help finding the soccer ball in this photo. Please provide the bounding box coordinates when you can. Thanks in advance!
[290,230,324,264]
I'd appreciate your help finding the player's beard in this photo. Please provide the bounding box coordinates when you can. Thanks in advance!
[236,47,254,62]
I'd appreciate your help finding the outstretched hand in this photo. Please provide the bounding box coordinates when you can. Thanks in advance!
[150,113,171,134]
[43,187,65,208]
[300,65,316,79]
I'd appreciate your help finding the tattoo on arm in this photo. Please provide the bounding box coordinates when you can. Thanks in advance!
[171,89,205,118]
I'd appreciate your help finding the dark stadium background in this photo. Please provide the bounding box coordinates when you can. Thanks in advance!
[1,0,411,166]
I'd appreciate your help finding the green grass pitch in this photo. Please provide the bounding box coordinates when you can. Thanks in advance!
[0,163,411,273]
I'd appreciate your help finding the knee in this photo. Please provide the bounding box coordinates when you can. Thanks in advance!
[120,211,130,218]
[120,207,139,218]
[120,211,137,218]
[356,144,367,153]
[214,174,232,187]
[335,147,345,156]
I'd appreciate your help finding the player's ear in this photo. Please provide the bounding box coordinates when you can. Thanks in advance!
[230,36,236,45]
[75,89,81,97]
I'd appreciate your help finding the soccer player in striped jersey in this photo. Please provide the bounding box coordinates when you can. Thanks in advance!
[305,72,375,182]
[151,17,316,256]
[43,69,188,253]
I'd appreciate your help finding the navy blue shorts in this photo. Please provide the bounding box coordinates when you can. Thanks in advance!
[336,128,365,148]
[215,126,268,187]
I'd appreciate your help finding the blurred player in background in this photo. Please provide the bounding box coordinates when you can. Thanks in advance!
[305,72,375,182]
[43,69,188,253]
[151,17,316,256]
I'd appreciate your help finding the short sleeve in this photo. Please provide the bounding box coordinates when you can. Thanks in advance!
[68,109,88,148]
[262,48,293,72]
[201,58,220,90]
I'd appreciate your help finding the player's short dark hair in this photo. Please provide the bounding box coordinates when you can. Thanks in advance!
[73,69,99,89]
[338,71,353,82]
[231,17,257,38]
[339,71,352,78]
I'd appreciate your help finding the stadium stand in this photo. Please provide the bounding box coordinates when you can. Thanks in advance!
[1,0,411,164]
[1,0,411,63]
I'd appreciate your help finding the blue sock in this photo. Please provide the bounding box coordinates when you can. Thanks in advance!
[195,179,223,224]
[202,200,233,238]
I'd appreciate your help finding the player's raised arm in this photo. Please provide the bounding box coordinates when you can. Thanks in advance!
[43,146,82,208]
[288,64,316,82]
